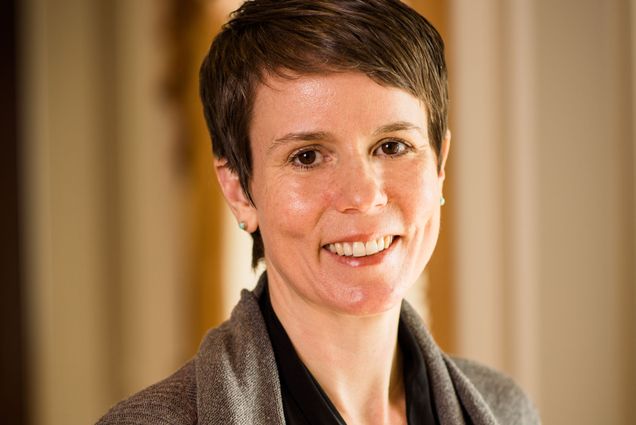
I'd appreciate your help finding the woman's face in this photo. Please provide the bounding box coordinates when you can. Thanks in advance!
[246,72,448,316]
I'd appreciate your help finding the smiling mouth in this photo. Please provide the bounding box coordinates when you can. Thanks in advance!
[326,236,395,258]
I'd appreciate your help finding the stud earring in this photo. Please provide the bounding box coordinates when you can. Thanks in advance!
[440,196,446,206]
[238,221,247,231]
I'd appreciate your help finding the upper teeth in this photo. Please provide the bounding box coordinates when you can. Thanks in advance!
[327,236,394,257]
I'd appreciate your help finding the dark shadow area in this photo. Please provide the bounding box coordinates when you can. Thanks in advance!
[0,0,28,423]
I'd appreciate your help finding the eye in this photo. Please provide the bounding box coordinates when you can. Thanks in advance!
[297,150,317,165]
[374,139,410,157]
[290,148,323,169]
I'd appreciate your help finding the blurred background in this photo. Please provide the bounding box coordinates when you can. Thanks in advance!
[2,0,634,424]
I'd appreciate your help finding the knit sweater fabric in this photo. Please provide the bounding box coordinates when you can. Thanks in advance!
[97,281,540,424]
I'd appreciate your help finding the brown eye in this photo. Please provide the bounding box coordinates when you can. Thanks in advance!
[291,149,323,169]
[376,140,408,156]
[298,150,317,165]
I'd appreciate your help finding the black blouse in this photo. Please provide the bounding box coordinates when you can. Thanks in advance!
[259,285,439,425]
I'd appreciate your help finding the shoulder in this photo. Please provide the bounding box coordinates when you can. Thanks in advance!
[96,360,197,425]
[451,357,541,425]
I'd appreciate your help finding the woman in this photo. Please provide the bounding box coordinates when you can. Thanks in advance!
[99,1,539,424]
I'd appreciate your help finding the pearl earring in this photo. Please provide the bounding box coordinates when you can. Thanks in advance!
[440,196,446,206]
[238,221,247,231]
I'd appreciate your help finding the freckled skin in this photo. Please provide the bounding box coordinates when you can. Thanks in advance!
[246,72,448,317]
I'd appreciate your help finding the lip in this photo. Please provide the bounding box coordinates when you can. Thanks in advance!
[322,236,400,267]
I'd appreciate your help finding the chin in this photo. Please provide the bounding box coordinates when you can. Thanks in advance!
[325,280,410,317]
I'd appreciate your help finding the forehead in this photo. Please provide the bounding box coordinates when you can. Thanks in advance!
[250,72,428,141]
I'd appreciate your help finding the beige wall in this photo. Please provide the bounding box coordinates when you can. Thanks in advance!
[534,1,635,423]
[21,0,189,423]
[450,0,635,423]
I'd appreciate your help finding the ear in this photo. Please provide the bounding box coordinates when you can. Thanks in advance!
[437,130,451,194]
[214,158,258,233]
[438,129,451,183]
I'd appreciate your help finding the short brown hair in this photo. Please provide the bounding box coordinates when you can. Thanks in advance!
[200,0,448,268]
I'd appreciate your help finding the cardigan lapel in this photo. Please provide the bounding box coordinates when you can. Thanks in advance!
[401,302,499,425]
[195,280,286,424]
[443,356,499,425]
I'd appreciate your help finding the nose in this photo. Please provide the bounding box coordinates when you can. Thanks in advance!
[332,159,388,214]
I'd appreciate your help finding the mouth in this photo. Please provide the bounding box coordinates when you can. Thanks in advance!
[325,235,396,258]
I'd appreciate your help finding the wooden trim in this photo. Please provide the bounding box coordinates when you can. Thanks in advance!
[407,0,457,354]
[168,0,232,352]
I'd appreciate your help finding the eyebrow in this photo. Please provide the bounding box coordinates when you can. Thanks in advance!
[268,131,331,154]
[372,121,426,137]
[268,121,425,153]
[274,131,330,144]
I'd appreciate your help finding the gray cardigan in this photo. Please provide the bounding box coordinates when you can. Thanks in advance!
[98,281,540,424]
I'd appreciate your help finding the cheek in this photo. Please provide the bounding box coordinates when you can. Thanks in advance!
[416,171,443,252]
[421,184,439,218]
[260,175,327,237]
[417,176,438,206]
[392,165,440,221]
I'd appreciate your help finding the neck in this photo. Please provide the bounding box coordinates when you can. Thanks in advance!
[268,281,407,425]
